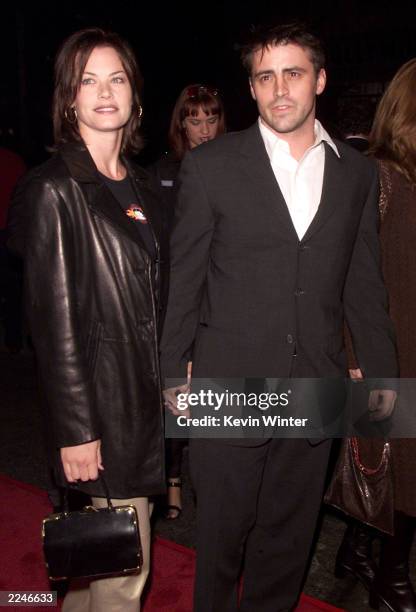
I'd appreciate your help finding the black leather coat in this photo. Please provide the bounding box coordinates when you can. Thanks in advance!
[8,142,167,498]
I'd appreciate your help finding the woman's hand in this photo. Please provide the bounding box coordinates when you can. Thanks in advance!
[368,389,397,421]
[60,439,103,483]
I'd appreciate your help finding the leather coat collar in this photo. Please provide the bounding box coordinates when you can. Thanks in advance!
[58,141,150,184]
[58,141,160,255]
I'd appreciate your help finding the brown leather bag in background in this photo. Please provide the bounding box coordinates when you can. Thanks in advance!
[324,437,394,535]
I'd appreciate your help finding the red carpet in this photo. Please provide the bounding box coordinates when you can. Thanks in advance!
[0,473,344,611]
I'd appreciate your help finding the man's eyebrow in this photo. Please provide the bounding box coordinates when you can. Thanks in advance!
[283,66,307,73]
[253,66,307,79]
[253,69,274,78]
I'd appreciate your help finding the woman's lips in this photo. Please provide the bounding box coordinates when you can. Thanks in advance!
[94,106,118,113]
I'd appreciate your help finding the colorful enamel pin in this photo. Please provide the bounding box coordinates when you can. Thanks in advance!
[126,204,147,224]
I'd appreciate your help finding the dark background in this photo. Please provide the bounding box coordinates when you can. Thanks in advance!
[2,1,416,165]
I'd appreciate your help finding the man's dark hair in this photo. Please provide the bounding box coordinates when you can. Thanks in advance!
[240,21,326,76]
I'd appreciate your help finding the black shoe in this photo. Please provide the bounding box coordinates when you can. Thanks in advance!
[369,513,416,612]
[335,522,377,590]
[369,576,416,612]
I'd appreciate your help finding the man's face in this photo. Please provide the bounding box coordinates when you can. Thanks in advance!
[249,43,326,141]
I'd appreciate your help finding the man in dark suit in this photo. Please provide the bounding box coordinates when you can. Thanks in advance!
[160,22,397,612]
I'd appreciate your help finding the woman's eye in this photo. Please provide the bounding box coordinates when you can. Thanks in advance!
[81,78,95,85]
[190,121,200,126]
[208,117,218,124]
[112,77,124,84]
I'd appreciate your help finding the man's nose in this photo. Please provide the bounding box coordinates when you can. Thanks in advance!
[275,75,289,98]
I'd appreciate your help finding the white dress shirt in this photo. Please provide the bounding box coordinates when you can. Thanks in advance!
[258,118,340,240]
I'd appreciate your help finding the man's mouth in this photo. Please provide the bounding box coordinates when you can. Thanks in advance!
[272,104,292,112]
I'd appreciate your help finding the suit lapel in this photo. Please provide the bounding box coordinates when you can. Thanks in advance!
[238,124,299,241]
[238,127,346,244]
[301,142,344,242]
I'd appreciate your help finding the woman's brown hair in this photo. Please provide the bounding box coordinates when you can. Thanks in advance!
[168,84,226,160]
[368,58,416,185]
[53,28,143,155]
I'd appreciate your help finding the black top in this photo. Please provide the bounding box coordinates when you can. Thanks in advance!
[147,151,181,230]
[100,172,156,259]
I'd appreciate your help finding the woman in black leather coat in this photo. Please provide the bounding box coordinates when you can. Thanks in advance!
[8,28,167,611]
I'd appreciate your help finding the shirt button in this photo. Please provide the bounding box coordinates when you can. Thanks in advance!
[287,334,294,344]
[294,288,305,296]
[299,245,310,251]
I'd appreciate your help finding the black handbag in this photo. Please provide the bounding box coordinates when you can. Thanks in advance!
[324,437,395,535]
[42,477,142,580]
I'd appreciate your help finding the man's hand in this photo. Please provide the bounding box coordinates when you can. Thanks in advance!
[60,439,103,483]
[163,383,190,417]
[368,389,397,422]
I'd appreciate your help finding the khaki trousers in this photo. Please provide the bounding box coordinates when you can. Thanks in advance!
[62,497,153,612]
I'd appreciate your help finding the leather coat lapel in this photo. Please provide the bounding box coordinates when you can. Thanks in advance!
[238,124,299,241]
[89,181,142,246]
[59,142,159,254]
[124,158,161,255]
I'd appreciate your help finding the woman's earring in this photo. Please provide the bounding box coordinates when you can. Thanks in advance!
[64,107,77,124]
[138,105,143,119]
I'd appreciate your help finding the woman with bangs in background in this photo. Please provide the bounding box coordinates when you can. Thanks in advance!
[150,84,226,519]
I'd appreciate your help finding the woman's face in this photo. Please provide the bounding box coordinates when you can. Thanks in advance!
[73,45,133,141]
[182,107,220,149]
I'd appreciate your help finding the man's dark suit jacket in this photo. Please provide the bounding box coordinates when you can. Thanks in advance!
[160,123,397,386]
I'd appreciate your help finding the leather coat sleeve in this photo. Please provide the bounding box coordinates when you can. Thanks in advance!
[160,151,215,382]
[19,177,100,448]
[343,165,398,382]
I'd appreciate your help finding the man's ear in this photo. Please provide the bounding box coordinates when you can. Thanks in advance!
[316,69,326,96]
[249,78,256,101]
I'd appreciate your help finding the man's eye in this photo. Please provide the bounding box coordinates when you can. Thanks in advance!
[260,75,271,82]
[289,71,300,78]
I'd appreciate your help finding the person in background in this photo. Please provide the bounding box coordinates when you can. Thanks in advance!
[150,84,226,519]
[8,28,167,611]
[0,145,26,352]
[335,59,416,612]
[151,84,226,228]
[337,95,376,153]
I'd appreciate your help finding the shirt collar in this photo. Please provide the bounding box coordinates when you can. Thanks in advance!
[258,117,340,160]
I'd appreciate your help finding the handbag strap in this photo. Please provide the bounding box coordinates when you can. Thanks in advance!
[351,437,390,475]
[62,474,113,513]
